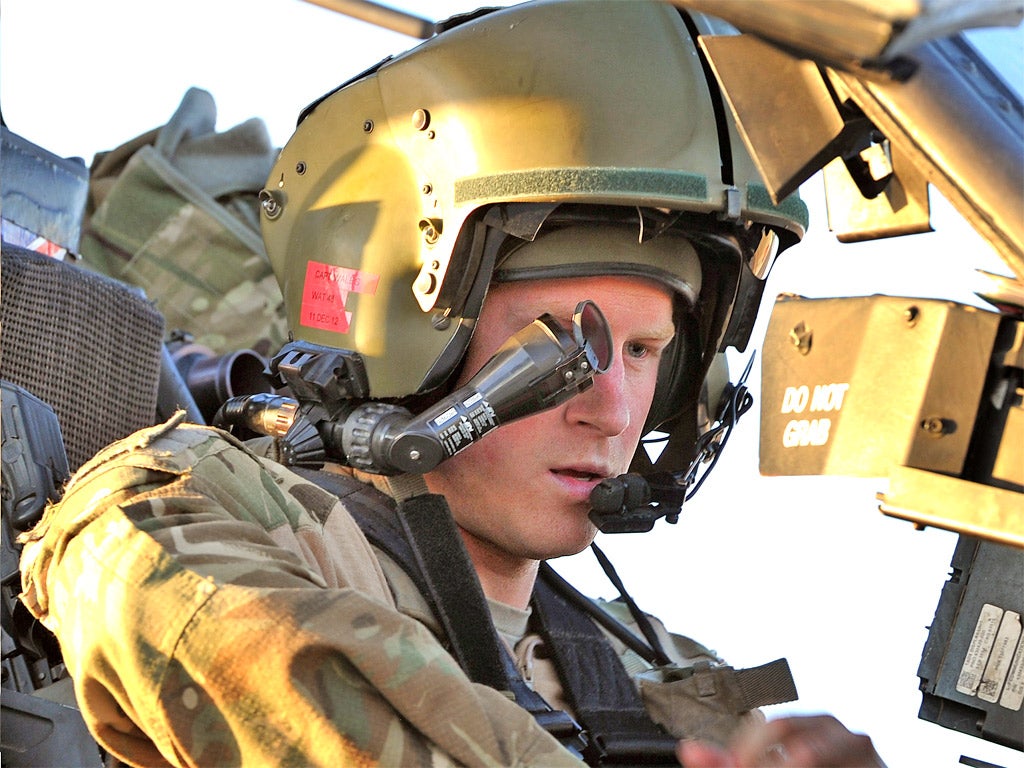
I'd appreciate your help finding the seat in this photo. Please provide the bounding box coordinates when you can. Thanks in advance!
[1,245,166,471]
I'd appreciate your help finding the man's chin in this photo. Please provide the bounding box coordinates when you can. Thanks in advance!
[540,525,599,561]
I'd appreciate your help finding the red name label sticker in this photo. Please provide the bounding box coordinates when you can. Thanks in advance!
[300,260,380,334]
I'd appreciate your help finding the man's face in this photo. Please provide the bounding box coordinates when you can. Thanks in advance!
[424,274,676,564]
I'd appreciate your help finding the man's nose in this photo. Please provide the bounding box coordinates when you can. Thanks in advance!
[563,356,630,437]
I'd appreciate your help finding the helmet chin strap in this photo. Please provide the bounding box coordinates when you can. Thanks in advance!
[588,353,756,534]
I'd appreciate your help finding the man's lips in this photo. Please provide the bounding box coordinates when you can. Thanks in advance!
[549,468,610,504]
[551,465,613,483]
[553,468,603,481]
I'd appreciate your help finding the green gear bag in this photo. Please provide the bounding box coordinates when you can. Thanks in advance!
[80,87,287,356]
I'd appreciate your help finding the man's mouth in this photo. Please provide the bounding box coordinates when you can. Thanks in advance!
[552,468,605,482]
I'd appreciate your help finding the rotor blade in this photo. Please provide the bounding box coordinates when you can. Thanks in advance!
[300,0,436,38]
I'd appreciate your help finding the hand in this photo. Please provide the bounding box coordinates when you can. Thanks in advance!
[677,714,886,767]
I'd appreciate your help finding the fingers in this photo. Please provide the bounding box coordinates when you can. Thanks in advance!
[733,715,883,768]
[677,739,736,767]
[679,715,885,768]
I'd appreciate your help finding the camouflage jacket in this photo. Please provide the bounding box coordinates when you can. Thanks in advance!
[19,415,768,766]
[19,414,579,767]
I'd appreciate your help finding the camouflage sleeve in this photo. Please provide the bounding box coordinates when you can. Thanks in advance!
[19,414,581,767]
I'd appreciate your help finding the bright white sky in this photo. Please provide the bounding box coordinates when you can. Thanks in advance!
[3,2,1022,766]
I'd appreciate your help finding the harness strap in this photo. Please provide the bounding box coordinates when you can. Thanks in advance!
[395,492,511,690]
[534,564,681,765]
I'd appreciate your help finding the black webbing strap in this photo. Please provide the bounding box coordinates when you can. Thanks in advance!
[294,469,588,755]
[390,493,589,753]
[395,493,510,690]
[534,565,680,766]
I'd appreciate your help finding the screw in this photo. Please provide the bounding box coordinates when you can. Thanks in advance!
[295,161,307,175]
[431,311,451,330]
[419,218,442,245]
[409,449,421,461]
[411,108,430,131]
[363,120,374,133]
[920,416,952,438]
[904,306,920,326]
[259,189,281,219]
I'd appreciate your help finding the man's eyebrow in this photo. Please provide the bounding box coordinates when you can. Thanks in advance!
[633,322,676,341]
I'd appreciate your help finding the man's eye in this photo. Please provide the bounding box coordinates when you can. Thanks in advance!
[624,341,650,359]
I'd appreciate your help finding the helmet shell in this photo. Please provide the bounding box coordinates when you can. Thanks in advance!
[261,0,807,398]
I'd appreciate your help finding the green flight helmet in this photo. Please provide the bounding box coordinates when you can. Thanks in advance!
[260,0,808,475]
